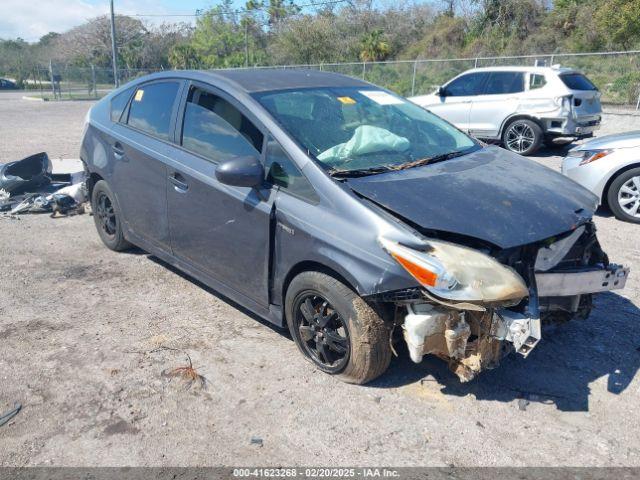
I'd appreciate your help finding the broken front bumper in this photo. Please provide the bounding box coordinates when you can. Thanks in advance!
[536,264,629,297]
[402,264,629,382]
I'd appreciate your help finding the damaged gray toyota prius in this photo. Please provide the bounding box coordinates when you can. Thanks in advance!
[81,69,629,384]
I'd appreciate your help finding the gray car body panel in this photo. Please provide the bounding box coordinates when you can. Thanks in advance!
[80,69,599,327]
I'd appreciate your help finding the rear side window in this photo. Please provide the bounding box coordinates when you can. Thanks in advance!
[559,73,597,91]
[181,87,263,162]
[127,82,180,140]
[484,72,524,95]
[445,72,488,96]
[529,74,546,90]
[110,87,134,122]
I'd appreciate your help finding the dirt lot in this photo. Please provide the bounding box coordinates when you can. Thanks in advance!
[1,90,640,467]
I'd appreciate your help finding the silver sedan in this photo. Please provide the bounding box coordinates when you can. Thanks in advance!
[562,131,640,223]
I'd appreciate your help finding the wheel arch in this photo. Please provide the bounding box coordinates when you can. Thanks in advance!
[87,172,104,197]
[281,260,360,308]
[602,162,640,208]
[499,114,545,139]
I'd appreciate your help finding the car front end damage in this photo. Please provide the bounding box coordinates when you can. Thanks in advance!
[373,222,629,382]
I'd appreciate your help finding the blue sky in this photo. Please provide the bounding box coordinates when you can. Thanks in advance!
[2,0,425,42]
[0,0,234,42]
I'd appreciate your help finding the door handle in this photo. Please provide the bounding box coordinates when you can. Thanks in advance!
[169,172,189,192]
[112,142,125,160]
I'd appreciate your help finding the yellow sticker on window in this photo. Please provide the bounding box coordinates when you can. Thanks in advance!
[134,89,144,101]
[337,96,356,105]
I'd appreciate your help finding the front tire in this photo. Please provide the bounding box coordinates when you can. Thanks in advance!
[607,167,640,223]
[285,271,391,384]
[91,180,132,251]
[502,119,543,156]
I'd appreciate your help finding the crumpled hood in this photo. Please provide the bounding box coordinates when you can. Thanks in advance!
[348,146,598,249]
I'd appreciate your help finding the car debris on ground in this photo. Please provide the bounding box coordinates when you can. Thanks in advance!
[0,152,88,218]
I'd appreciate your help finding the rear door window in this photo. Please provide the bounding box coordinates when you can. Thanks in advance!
[559,73,597,91]
[445,73,488,96]
[484,72,524,95]
[127,81,180,140]
[181,86,263,162]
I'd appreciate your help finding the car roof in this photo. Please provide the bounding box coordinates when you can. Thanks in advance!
[140,68,370,93]
[464,65,577,74]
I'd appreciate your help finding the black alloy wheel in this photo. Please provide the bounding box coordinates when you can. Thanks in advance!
[293,293,350,373]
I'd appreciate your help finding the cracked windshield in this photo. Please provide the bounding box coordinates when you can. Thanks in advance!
[254,87,479,175]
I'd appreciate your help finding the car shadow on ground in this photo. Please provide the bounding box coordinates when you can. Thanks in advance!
[147,255,288,337]
[534,142,577,158]
[371,291,640,412]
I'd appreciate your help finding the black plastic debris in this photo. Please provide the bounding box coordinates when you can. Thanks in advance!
[9,193,51,214]
[50,193,80,217]
[0,152,51,195]
[250,436,264,447]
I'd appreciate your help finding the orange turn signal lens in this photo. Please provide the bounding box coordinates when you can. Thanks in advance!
[580,150,611,165]
[390,253,438,287]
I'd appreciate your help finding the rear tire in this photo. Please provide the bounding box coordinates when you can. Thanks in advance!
[285,271,392,384]
[607,167,640,224]
[502,119,543,156]
[91,180,132,251]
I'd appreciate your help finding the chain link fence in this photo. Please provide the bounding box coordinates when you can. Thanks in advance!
[17,64,162,100]
[9,50,640,109]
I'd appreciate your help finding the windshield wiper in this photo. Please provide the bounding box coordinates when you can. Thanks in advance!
[327,149,474,178]
[390,150,470,171]
[328,165,396,178]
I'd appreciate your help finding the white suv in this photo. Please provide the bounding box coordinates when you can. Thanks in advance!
[409,66,602,156]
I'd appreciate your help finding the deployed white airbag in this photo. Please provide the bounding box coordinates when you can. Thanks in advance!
[317,125,410,164]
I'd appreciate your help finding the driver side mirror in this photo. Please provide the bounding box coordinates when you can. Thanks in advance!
[215,155,264,188]
[436,86,447,97]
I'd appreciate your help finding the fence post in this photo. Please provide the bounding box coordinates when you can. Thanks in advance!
[362,62,366,80]
[37,67,44,98]
[550,55,555,66]
[411,60,417,96]
[636,85,640,110]
[474,57,478,68]
[48,60,56,99]
[91,65,97,98]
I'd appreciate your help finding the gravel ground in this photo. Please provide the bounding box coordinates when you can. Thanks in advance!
[1,90,640,467]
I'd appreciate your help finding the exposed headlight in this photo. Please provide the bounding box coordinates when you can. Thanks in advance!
[379,237,529,303]
[567,149,613,165]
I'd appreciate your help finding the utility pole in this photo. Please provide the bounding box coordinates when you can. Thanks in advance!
[110,0,119,88]
[245,21,249,68]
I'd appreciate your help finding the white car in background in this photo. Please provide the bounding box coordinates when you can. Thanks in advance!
[410,66,602,156]
[562,131,640,223]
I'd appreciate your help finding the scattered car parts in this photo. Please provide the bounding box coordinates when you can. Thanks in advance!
[0,152,51,194]
[0,153,88,218]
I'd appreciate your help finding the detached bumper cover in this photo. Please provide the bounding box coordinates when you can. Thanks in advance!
[536,265,629,297]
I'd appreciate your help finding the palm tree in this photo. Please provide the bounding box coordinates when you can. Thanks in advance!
[359,29,391,62]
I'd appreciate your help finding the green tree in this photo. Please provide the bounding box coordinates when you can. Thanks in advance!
[595,0,640,49]
[168,43,199,69]
[359,29,391,62]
